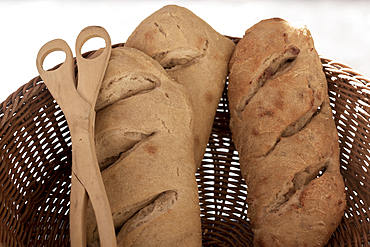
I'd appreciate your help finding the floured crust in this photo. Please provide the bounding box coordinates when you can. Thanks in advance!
[228,18,346,246]
[87,47,201,246]
[125,5,235,168]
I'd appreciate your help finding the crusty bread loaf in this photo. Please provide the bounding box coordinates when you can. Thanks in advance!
[125,5,235,168]
[86,47,202,246]
[228,18,346,246]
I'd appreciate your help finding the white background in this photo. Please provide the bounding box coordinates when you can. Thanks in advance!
[1,0,370,103]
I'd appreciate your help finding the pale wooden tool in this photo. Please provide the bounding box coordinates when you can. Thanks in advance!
[36,26,116,247]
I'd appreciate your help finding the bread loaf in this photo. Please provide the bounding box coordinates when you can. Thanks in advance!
[125,5,235,168]
[228,18,346,246]
[86,47,202,246]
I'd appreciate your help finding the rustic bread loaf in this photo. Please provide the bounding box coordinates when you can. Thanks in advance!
[228,18,346,246]
[125,5,235,168]
[86,47,202,246]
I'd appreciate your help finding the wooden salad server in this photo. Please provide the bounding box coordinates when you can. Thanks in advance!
[36,26,116,247]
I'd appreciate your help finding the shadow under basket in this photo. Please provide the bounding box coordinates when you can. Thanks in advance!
[1,42,370,247]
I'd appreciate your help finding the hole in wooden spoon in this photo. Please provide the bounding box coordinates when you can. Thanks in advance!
[81,37,106,58]
[42,50,66,71]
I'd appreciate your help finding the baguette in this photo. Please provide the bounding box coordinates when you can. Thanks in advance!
[125,5,235,168]
[86,47,202,246]
[228,18,346,246]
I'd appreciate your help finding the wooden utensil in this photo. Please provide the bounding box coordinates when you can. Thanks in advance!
[36,26,116,247]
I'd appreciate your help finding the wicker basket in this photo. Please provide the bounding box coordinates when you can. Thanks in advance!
[1,39,370,247]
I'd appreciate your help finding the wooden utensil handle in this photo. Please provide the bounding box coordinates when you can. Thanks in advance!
[75,26,112,106]
[36,39,88,122]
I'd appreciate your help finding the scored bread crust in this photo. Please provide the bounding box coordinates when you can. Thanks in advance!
[125,5,235,168]
[86,47,202,246]
[228,18,346,246]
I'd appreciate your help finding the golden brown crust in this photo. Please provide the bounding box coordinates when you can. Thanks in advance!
[125,5,235,168]
[87,47,201,246]
[228,18,346,246]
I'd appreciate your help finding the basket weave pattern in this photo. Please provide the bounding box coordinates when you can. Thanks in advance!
[1,42,370,246]
[0,79,71,246]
